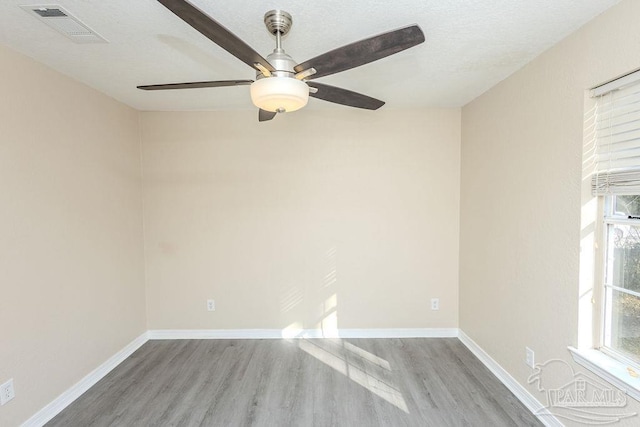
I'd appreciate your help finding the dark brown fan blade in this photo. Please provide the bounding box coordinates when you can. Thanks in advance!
[294,25,424,80]
[307,82,385,110]
[259,109,277,122]
[137,80,253,90]
[157,0,274,73]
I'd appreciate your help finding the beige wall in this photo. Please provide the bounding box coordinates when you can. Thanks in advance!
[0,45,146,426]
[141,109,460,331]
[460,0,640,423]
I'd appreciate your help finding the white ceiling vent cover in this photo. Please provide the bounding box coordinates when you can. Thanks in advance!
[20,5,107,43]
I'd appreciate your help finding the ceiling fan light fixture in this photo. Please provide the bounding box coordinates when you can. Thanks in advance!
[138,3,425,121]
[250,77,309,113]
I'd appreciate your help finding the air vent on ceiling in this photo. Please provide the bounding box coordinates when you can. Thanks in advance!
[21,5,107,43]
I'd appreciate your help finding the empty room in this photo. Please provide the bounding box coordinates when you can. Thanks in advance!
[2,0,640,426]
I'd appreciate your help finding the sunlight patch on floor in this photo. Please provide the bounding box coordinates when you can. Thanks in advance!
[298,339,409,413]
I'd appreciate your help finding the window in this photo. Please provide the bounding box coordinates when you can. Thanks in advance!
[587,69,640,375]
[602,194,640,365]
[572,69,640,400]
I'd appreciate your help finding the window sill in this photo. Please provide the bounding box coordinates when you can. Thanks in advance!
[568,346,640,402]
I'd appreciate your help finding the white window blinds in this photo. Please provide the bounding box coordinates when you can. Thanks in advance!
[592,70,640,195]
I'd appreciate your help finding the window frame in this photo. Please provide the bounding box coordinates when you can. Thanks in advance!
[570,193,640,403]
[598,194,640,369]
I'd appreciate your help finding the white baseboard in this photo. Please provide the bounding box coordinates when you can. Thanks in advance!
[149,329,287,340]
[21,332,149,427]
[338,328,458,338]
[147,328,459,340]
[458,330,563,427]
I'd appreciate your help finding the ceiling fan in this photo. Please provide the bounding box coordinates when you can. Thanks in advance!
[138,0,425,122]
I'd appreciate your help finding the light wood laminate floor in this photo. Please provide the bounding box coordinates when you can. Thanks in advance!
[47,338,542,426]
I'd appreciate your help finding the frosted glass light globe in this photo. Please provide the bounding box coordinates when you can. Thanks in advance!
[250,77,309,113]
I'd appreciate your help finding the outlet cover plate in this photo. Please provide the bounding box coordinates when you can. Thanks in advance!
[0,379,15,405]
[526,347,535,368]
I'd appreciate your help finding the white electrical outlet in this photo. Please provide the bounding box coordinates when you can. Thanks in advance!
[0,379,15,405]
[431,298,440,310]
[525,347,535,368]
[207,299,215,311]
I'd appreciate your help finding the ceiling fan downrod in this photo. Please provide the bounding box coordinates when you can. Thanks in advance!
[260,10,296,79]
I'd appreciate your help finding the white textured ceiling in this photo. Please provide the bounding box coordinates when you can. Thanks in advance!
[0,0,621,111]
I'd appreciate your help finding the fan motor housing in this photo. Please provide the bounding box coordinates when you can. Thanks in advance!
[258,50,296,79]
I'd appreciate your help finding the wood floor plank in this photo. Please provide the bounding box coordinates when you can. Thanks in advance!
[46,338,542,427]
